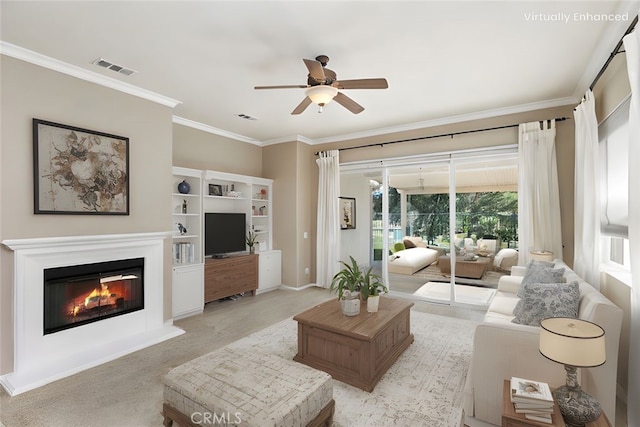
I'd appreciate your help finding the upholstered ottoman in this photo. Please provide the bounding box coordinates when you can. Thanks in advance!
[162,346,334,427]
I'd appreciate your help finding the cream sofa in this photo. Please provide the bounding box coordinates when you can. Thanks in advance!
[388,247,439,275]
[388,236,440,275]
[463,260,623,426]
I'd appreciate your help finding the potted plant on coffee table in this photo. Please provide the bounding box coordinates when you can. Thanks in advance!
[330,256,365,316]
[360,268,387,313]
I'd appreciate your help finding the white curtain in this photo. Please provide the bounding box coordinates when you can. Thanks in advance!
[624,27,640,427]
[517,120,563,265]
[316,150,340,288]
[573,90,601,288]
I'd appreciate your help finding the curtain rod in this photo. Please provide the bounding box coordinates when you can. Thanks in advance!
[316,116,569,155]
[590,14,638,91]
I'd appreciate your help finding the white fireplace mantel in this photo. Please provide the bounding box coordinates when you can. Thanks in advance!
[2,231,172,251]
[1,232,184,396]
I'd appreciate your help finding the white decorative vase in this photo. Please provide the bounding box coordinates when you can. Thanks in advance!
[367,295,380,313]
[340,297,361,317]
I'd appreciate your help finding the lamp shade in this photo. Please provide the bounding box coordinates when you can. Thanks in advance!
[530,250,554,262]
[305,85,338,106]
[539,317,605,367]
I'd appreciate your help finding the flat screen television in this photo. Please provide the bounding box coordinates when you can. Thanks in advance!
[204,212,247,257]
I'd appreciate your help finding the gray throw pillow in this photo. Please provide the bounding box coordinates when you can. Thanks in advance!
[517,260,565,297]
[512,281,580,326]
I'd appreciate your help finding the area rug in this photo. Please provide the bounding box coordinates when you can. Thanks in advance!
[411,264,506,288]
[414,282,497,305]
[226,311,479,427]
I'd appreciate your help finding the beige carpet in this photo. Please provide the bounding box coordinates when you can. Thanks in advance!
[414,282,497,305]
[227,311,479,427]
[0,289,480,427]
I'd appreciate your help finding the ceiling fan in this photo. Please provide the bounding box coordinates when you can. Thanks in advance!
[254,55,388,115]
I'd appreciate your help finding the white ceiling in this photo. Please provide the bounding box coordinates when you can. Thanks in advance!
[1,1,638,145]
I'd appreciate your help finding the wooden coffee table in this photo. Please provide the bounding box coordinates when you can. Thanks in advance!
[438,255,492,279]
[293,296,414,392]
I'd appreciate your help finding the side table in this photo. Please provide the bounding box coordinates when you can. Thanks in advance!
[501,380,610,427]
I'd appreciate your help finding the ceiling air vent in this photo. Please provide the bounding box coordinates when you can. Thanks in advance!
[92,58,137,76]
[237,114,258,121]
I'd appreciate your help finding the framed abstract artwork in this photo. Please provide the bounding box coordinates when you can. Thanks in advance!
[33,119,129,215]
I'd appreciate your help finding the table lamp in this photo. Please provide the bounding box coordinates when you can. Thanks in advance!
[539,317,606,427]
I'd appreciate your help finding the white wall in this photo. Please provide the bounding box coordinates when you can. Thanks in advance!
[339,173,373,266]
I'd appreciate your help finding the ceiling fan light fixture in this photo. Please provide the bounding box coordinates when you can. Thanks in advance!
[305,85,338,106]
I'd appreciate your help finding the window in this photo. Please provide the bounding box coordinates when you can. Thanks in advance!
[599,95,631,270]
[599,95,630,238]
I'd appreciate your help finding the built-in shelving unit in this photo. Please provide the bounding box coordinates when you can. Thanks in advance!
[203,170,273,252]
[172,167,203,265]
[171,166,205,319]
[170,167,279,320]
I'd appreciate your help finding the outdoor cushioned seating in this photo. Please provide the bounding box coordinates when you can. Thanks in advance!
[492,248,518,271]
[163,346,335,427]
[462,260,623,426]
[388,236,439,274]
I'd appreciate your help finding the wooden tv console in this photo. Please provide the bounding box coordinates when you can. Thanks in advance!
[204,254,258,303]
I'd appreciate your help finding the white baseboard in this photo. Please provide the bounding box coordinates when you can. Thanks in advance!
[278,283,324,291]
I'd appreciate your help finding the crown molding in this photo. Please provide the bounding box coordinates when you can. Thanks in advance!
[572,4,639,98]
[172,116,263,145]
[0,41,181,108]
[261,134,313,146]
[2,41,580,146]
[308,96,579,145]
[175,96,578,147]
[173,116,314,147]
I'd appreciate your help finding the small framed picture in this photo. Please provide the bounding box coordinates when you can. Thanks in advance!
[209,184,223,196]
[339,197,356,230]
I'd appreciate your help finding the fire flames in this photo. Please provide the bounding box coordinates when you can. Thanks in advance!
[72,283,117,316]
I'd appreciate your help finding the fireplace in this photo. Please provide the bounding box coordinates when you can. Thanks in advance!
[1,232,184,396]
[44,258,145,335]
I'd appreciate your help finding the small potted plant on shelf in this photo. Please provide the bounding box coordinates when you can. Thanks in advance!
[330,256,364,316]
[360,267,387,313]
[246,231,258,254]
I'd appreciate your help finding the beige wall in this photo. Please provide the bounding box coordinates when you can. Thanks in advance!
[261,141,316,288]
[0,56,174,374]
[296,143,315,286]
[311,105,577,265]
[594,54,630,121]
[172,125,262,175]
[262,141,299,286]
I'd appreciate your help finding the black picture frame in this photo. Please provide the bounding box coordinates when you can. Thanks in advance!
[339,197,356,230]
[33,119,129,215]
[209,184,223,196]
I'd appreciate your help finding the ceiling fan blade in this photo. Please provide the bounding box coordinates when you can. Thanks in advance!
[254,85,307,90]
[291,97,312,115]
[303,58,326,81]
[335,78,388,90]
[334,92,364,114]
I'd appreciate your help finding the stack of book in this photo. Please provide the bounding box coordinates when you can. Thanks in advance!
[510,376,555,424]
[172,242,195,264]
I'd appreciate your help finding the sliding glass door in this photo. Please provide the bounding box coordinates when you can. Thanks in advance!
[386,161,453,300]
[339,148,518,307]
